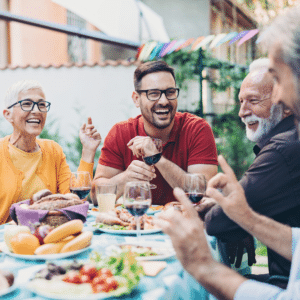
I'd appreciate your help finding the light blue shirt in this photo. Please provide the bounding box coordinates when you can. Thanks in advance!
[235,228,300,299]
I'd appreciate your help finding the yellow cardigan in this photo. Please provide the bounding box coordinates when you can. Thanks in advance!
[0,135,94,224]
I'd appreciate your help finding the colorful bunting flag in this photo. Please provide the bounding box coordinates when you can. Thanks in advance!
[175,38,194,51]
[136,29,259,61]
[237,29,259,46]
[229,31,249,45]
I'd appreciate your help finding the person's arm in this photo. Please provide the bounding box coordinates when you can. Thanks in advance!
[205,147,297,242]
[207,155,293,262]
[93,161,155,200]
[155,157,217,188]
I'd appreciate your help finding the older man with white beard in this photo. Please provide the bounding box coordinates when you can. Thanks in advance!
[203,58,300,288]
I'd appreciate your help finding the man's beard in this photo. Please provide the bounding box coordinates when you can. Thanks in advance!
[242,104,284,143]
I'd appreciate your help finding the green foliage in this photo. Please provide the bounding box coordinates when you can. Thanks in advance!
[255,240,268,257]
[39,117,62,144]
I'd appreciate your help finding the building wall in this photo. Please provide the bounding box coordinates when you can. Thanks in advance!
[142,0,211,38]
[0,0,9,68]
[0,65,140,142]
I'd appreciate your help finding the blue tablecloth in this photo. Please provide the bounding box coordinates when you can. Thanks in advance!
[0,213,215,300]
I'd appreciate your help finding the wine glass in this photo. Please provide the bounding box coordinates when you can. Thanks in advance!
[123,181,152,241]
[142,138,163,189]
[183,174,206,205]
[69,171,92,200]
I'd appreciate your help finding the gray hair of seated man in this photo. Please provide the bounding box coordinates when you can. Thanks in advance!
[4,79,45,110]
[249,58,270,73]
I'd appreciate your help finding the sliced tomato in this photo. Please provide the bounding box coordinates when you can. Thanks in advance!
[97,268,113,278]
[80,264,98,279]
[92,275,106,286]
[92,283,111,293]
[80,274,91,283]
[105,277,119,291]
[63,271,81,284]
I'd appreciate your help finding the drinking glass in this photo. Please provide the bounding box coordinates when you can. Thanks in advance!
[96,184,117,212]
[142,138,163,189]
[123,181,152,241]
[69,171,92,200]
[183,174,206,205]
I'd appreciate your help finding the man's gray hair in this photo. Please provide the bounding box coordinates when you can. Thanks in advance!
[259,6,300,80]
[4,79,44,109]
[249,58,270,73]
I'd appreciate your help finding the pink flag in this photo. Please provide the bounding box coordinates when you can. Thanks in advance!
[237,29,259,46]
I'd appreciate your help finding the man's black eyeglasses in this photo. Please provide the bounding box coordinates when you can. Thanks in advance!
[136,88,180,101]
[7,99,51,112]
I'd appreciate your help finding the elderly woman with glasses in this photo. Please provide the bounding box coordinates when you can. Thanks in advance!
[0,79,101,224]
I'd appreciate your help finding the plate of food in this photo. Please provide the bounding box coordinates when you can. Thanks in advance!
[26,250,144,299]
[147,205,164,215]
[93,223,161,235]
[106,242,176,261]
[93,209,161,235]
[3,220,93,260]
[0,269,17,297]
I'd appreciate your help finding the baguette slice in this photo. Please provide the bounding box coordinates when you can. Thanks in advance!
[60,231,92,253]
[44,220,83,244]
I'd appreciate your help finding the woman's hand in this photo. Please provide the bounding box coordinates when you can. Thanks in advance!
[79,117,101,163]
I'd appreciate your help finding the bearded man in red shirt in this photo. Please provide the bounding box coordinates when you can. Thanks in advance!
[94,61,218,205]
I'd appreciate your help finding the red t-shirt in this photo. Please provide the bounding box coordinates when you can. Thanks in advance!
[99,112,218,205]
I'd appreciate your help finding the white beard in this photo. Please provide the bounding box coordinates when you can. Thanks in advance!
[242,105,284,143]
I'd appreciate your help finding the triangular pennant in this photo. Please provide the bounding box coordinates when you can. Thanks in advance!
[215,32,238,47]
[191,37,205,51]
[193,35,215,51]
[160,40,178,57]
[229,31,249,45]
[237,29,259,46]
[139,41,157,61]
[167,39,186,54]
[158,43,170,58]
[136,44,145,60]
[209,33,227,49]
[149,42,164,60]
[175,38,194,51]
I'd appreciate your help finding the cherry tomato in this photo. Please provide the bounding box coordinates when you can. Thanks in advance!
[106,277,119,290]
[97,268,113,278]
[80,264,98,279]
[92,283,111,293]
[63,271,81,284]
[92,275,106,286]
[80,274,91,283]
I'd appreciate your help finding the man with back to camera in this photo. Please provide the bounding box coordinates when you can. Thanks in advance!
[202,58,300,287]
[155,6,300,299]
[93,61,218,205]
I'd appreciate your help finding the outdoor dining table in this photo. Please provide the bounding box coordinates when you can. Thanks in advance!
[0,212,219,300]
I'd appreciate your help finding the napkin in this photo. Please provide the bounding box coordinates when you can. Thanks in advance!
[10,200,89,227]
[140,261,167,276]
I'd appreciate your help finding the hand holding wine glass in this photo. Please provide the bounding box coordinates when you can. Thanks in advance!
[70,171,92,200]
[183,173,206,205]
[123,181,152,241]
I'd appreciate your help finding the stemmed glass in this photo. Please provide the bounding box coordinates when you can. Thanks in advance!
[142,138,163,189]
[183,174,206,205]
[69,171,92,200]
[123,181,152,241]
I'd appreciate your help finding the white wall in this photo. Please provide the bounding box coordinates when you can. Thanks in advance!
[0,65,140,140]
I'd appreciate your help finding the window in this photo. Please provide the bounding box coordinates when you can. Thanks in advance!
[67,10,87,63]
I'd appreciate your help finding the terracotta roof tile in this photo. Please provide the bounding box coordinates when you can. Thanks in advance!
[0,60,141,70]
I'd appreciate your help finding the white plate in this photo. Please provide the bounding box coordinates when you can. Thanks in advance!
[88,210,99,217]
[93,223,161,235]
[2,243,92,260]
[0,278,18,297]
[147,205,163,215]
[25,263,135,299]
[106,242,176,261]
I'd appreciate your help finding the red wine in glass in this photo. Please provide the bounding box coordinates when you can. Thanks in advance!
[125,203,151,217]
[142,138,163,189]
[186,192,204,204]
[70,187,91,200]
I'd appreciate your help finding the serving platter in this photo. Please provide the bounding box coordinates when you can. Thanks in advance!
[1,243,92,260]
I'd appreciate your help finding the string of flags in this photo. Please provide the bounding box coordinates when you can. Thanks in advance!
[137,29,259,61]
